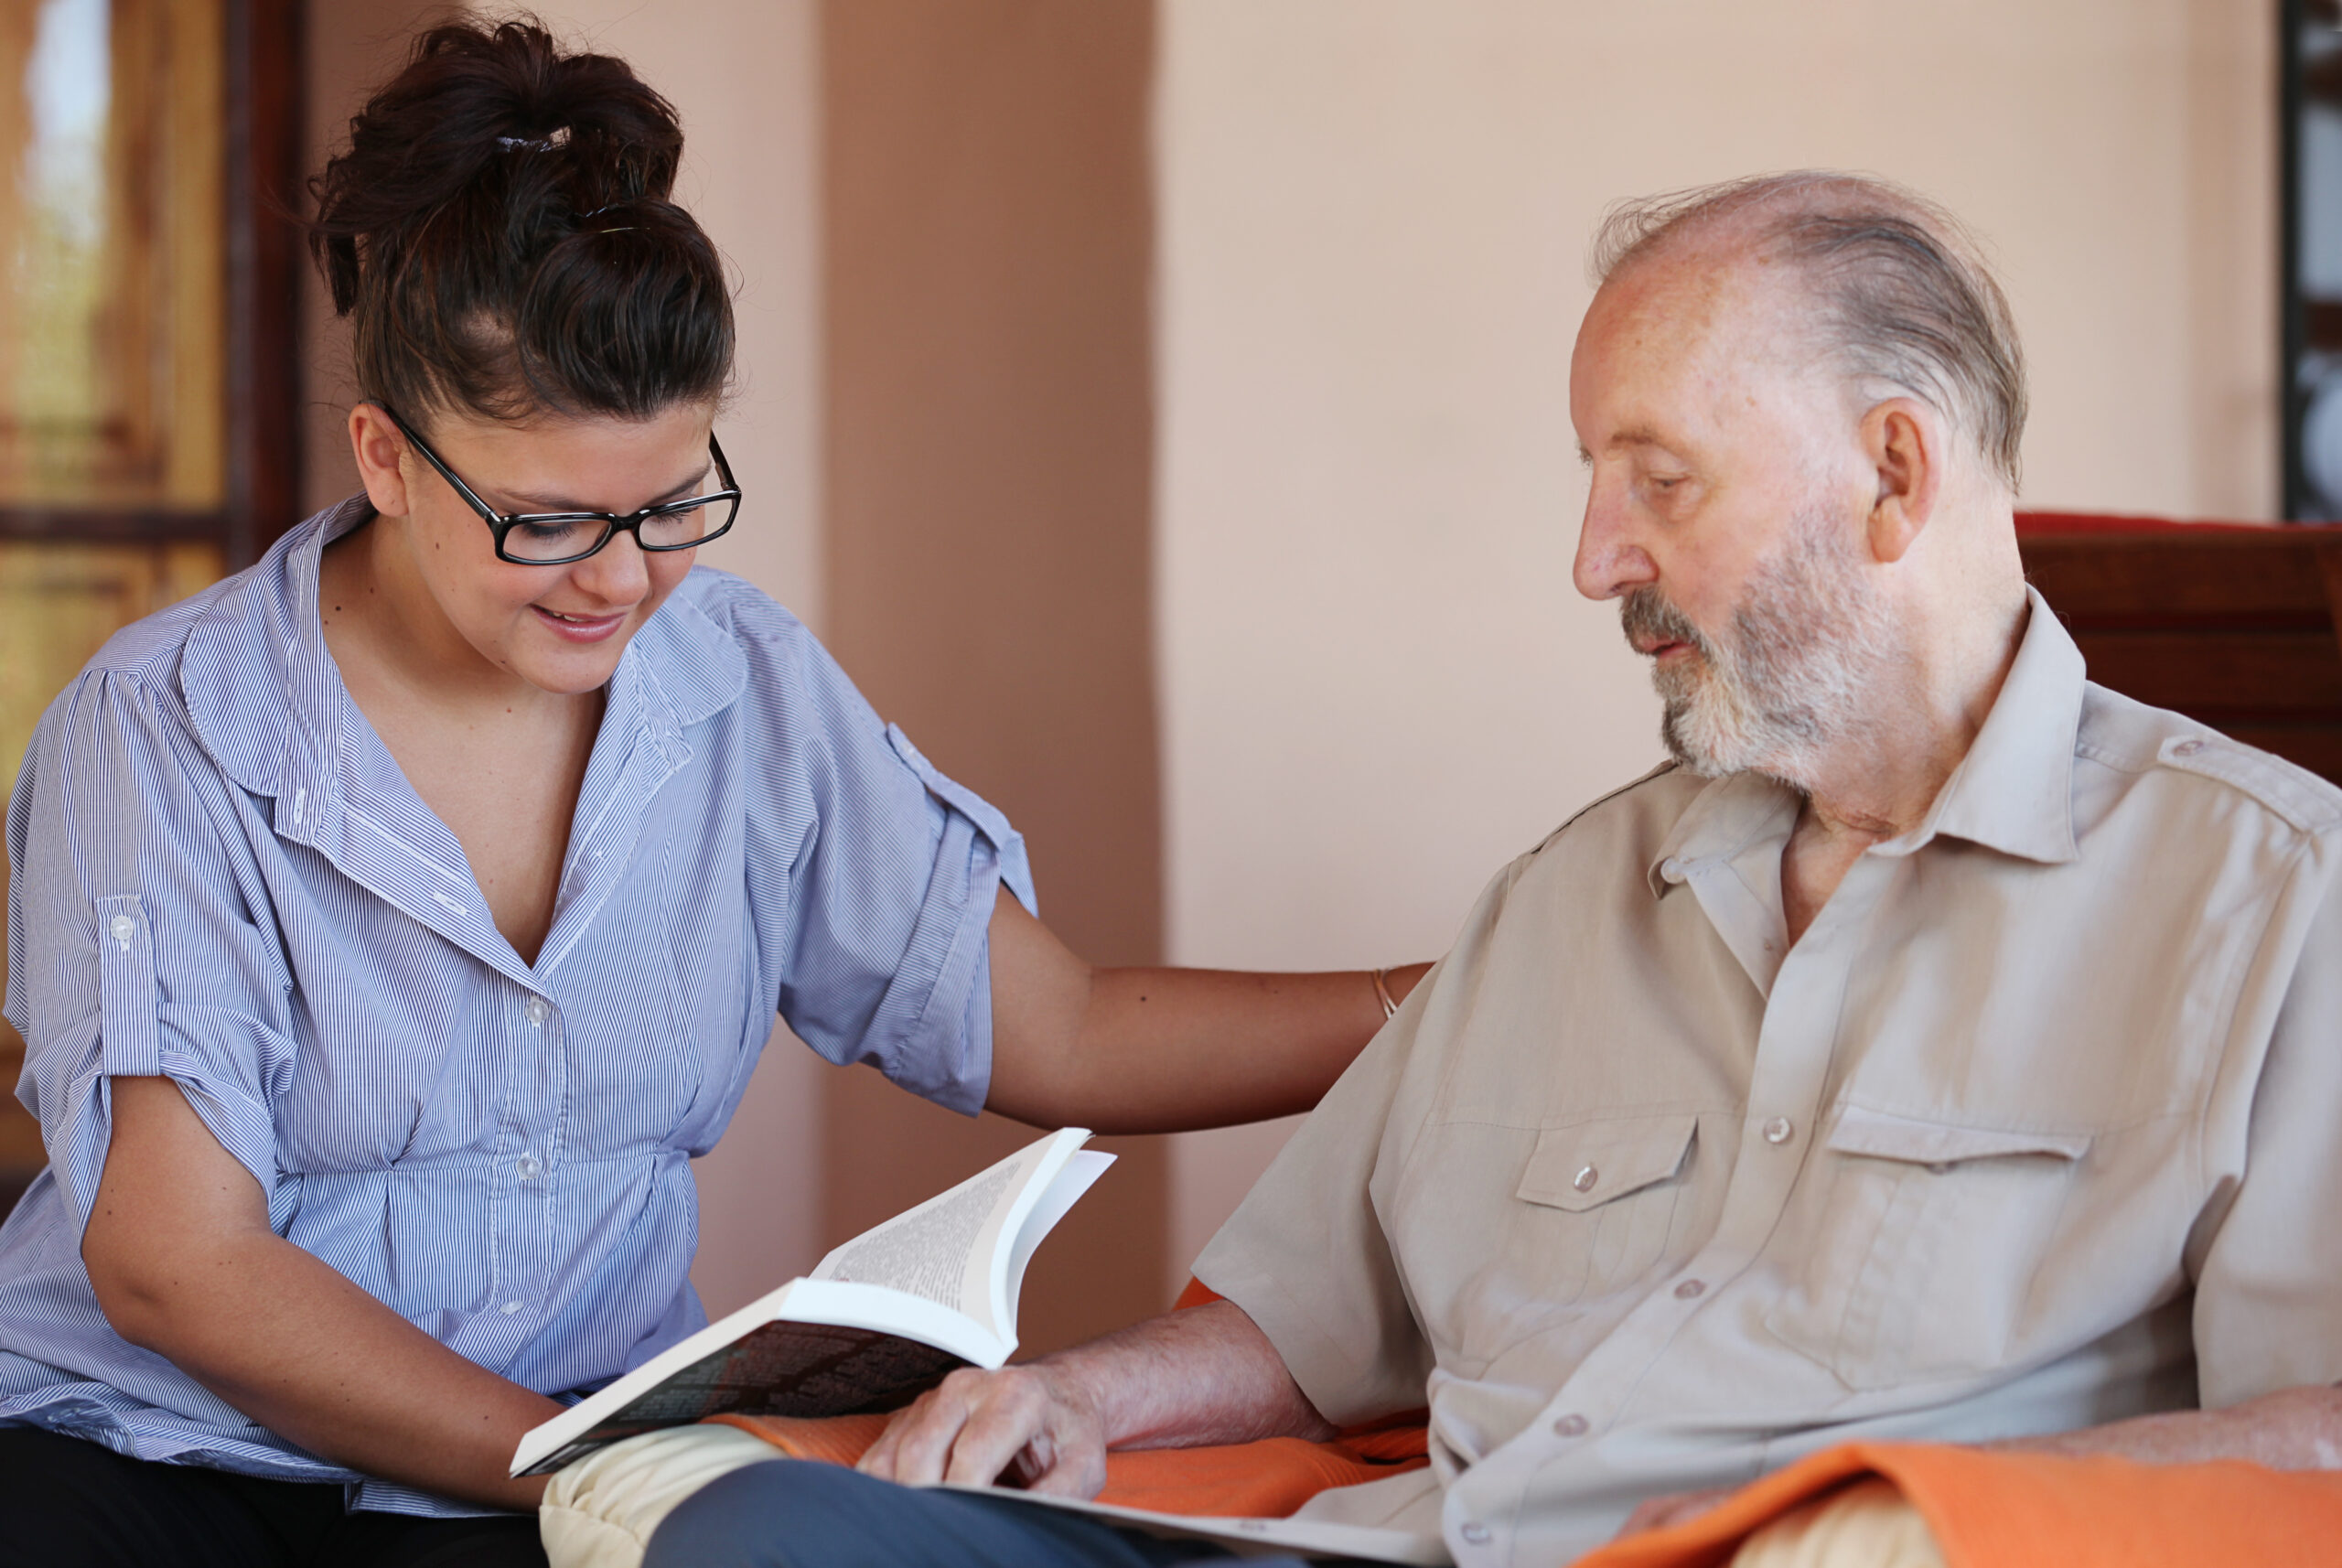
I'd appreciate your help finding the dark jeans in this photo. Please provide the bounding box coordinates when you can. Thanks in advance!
[0,1425,545,1568]
[642,1459,1336,1568]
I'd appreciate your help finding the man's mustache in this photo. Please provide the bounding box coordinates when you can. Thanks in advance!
[1620,586,1711,660]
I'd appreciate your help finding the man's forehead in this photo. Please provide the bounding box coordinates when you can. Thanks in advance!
[1576,254,1812,423]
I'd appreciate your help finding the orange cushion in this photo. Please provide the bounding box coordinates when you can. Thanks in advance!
[1568,1441,2342,1568]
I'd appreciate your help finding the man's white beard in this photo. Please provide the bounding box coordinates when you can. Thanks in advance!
[1622,507,1895,790]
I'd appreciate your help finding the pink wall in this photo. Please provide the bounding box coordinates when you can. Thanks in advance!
[1153,0,2281,1281]
[306,0,2287,1326]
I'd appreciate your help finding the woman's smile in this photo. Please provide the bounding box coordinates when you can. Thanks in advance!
[531,603,631,642]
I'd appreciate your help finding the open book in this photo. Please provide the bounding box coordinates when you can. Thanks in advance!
[512,1127,1112,1477]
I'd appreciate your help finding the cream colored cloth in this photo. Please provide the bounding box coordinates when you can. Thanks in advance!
[540,1424,779,1568]
[1731,1481,1944,1568]
[1197,591,2342,1565]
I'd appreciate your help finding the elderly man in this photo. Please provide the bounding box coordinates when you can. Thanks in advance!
[643,172,2342,1567]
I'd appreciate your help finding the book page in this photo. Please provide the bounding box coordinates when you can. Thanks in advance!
[951,1488,1442,1563]
[954,1487,1448,1566]
[1006,1149,1115,1311]
[812,1132,1077,1339]
[515,1129,1099,1477]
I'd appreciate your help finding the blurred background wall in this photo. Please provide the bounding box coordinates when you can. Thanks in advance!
[1149,0,2279,1282]
[276,0,2283,1337]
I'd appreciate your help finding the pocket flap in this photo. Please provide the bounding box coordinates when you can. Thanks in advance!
[1826,1103,2090,1166]
[1517,1114,1698,1211]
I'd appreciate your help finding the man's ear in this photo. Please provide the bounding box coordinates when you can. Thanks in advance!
[348,403,413,518]
[1861,398,1942,564]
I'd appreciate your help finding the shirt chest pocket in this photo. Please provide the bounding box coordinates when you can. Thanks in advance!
[1509,1113,1700,1310]
[1763,1104,2090,1391]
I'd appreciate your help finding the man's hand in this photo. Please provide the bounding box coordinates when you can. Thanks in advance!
[860,1364,1108,1497]
[857,1300,1331,1500]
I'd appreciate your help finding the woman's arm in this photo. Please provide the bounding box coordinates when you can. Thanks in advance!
[81,1077,560,1512]
[983,890,1430,1133]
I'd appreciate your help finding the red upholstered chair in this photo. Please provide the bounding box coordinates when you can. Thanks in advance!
[2015,510,2342,784]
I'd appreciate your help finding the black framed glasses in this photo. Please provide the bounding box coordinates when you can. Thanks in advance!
[377,404,742,566]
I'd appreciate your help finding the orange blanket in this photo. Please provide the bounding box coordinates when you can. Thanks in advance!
[1569,1441,2342,1568]
[706,1415,2342,1564]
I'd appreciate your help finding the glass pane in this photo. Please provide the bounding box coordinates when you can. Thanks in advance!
[0,0,226,510]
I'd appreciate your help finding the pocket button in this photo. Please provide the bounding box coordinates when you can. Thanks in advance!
[1573,1165,1599,1193]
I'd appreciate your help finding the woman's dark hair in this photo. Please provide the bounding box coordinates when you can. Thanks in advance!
[309,16,734,427]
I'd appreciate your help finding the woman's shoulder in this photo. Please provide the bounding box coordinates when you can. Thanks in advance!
[42,503,352,798]
[662,567,868,715]
[668,564,814,650]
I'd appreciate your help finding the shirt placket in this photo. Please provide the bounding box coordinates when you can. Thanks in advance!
[1442,853,1899,1567]
[458,983,569,1367]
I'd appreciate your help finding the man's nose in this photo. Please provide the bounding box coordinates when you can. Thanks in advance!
[1573,488,1657,602]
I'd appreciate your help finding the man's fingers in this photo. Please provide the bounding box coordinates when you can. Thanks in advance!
[938,1375,1051,1487]
[860,1383,973,1485]
[1023,1441,1108,1498]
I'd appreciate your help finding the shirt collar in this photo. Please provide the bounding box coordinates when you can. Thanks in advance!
[1645,584,2084,895]
[181,498,369,800]
[1878,585,2082,866]
[181,497,747,805]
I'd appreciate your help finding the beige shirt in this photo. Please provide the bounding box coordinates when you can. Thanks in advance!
[1196,591,2342,1567]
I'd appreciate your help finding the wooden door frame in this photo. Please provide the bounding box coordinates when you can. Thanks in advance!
[0,0,306,567]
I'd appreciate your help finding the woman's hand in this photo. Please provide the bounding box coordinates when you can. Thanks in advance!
[81,1077,560,1512]
[983,890,1433,1133]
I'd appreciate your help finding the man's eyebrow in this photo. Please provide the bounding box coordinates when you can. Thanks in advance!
[1604,427,1672,452]
[496,458,714,513]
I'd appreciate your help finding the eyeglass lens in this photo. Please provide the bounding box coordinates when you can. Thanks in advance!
[499,495,737,564]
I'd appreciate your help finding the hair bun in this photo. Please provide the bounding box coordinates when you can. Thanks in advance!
[309,16,731,424]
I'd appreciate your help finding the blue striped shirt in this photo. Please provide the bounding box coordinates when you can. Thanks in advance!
[0,498,1033,1515]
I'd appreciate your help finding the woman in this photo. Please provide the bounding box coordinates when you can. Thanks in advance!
[0,21,1423,1567]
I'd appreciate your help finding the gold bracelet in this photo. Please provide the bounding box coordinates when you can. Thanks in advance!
[1370,968,1400,1021]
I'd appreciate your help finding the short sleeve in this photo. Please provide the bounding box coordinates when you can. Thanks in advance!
[5,672,295,1231]
[2190,837,2342,1406]
[1193,1003,1435,1425]
[744,612,1034,1117]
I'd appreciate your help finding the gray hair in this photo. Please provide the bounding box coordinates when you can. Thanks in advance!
[1592,172,2027,492]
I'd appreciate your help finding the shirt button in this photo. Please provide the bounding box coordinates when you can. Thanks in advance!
[2172,738,2204,757]
[1573,1165,1599,1193]
[516,1154,543,1183]
[1459,1522,1492,1544]
[501,1301,522,1316]
[524,997,549,1026]
[108,914,136,942]
[1762,1115,1795,1144]
[1674,1278,1706,1300]
[1552,1412,1589,1437]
